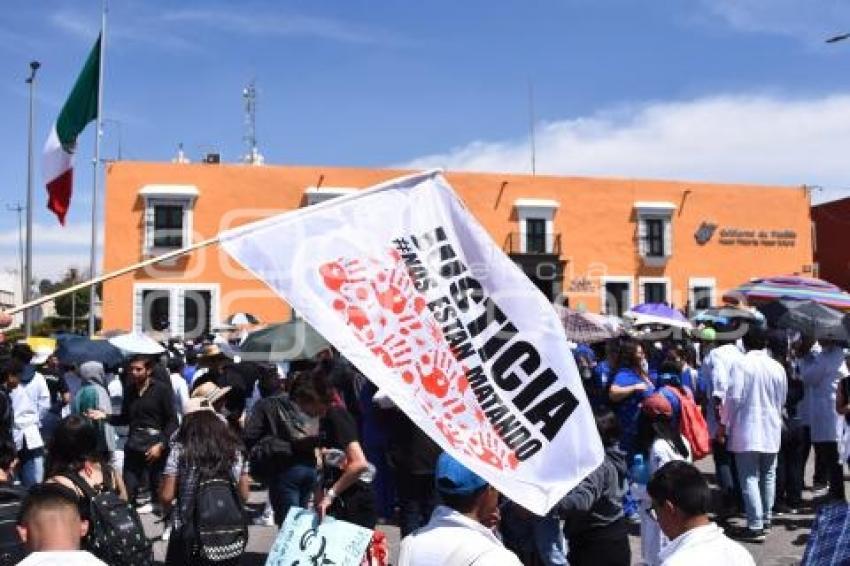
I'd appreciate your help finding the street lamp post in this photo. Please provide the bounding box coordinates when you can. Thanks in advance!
[24,60,40,337]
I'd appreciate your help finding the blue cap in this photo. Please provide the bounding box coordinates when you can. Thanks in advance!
[435,452,488,496]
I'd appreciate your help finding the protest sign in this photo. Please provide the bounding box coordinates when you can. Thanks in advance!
[265,507,373,566]
[222,170,603,514]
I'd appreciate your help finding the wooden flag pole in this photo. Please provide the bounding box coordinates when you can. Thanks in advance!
[7,235,221,316]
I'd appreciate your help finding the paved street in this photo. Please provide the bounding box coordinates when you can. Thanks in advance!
[140,454,833,565]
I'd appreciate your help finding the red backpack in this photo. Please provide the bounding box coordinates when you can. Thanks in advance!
[667,386,711,460]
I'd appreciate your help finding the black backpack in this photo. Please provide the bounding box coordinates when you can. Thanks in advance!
[65,469,153,566]
[183,474,248,562]
[248,395,312,482]
[0,484,25,565]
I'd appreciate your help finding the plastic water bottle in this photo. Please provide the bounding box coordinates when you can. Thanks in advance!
[629,454,650,487]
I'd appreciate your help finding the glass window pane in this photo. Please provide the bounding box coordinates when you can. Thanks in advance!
[644,282,667,304]
[183,290,211,340]
[142,290,170,332]
[153,204,184,248]
[526,218,546,253]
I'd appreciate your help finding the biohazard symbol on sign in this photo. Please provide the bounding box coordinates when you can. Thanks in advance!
[319,249,518,470]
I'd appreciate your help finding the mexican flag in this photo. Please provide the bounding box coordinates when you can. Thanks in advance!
[43,34,100,225]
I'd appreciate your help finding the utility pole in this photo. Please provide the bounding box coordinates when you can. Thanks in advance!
[25,60,40,337]
[89,0,106,336]
[6,203,25,312]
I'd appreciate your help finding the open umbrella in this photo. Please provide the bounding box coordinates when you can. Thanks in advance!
[108,331,166,355]
[757,299,849,341]
[723,275,850,312]
[625,303,692,330]
[692,306,764,325]
[555,306,622,344]
[239,320,330,362]
[55,334,124,367]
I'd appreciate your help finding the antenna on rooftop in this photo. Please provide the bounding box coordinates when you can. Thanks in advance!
[242,80,264,165]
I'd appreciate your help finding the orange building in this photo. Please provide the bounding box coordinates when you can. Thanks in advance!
[102,161,814,337]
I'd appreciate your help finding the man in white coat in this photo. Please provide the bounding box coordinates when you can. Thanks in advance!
[719,326,787,542]
[799,338,847,502]
[649,461,754,566]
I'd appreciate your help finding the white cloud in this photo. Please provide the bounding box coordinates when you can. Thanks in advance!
[400,93,850,204]
[0,222,102,248]
[0,251,91,282]
[700,0,850,44]
[160,9,394,45]
[0,221,105,282]
[49,10,198,52]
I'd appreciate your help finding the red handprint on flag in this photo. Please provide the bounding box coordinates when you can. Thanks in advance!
[318,247,518,470]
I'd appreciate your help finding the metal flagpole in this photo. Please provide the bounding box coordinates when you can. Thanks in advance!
[25,61,40,336]
[89,0,106,336]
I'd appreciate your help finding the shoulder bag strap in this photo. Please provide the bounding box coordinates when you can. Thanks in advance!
[62,470,98,500]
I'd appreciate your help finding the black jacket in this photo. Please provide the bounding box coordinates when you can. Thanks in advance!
[243,394,317,468]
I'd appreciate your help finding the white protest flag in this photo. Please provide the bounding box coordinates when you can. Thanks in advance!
[220,170,603,514]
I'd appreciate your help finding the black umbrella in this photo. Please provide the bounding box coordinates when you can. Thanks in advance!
[55,334,125,367]
[239,320,330,362]
[757,299,849,342]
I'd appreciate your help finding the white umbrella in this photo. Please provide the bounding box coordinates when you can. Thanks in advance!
[108,331,166,355]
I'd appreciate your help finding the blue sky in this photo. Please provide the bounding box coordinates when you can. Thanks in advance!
[3,0,850,279]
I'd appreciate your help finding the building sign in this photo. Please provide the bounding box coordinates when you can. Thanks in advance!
[694,222,718,245]
[567,277,598,293]
[718,228,796,247]
[694,222,796,248]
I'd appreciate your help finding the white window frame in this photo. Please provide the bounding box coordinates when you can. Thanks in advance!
[514,198,559,253]
[133,282,220,337]
[600,275,634,316]
[304,186,358,206]
[139,185,199,258]
[638,276,671,305]
[688,277,716,314]
[634,201,675,267]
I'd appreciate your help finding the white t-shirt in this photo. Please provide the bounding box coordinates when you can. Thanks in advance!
[399,506,522,566]
[659,523,754,566]
[17,550,108,565]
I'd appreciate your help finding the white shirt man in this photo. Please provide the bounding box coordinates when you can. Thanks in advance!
[659,522,754,566]
[720,332,787,539]
[799,343,847,444]
[722,349,787,454]
[704,342,745,437]
[648,460,754,566]
[399,453,522,566]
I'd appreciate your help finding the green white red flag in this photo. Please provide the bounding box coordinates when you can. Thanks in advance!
[43,34,100,225]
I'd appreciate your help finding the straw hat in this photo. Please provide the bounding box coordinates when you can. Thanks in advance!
[191,382,231,405]
[185,397,216,415]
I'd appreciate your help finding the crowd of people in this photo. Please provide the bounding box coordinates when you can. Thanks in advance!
[0,311,843,565]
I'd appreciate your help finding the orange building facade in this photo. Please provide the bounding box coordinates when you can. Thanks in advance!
[102,161,814,338]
